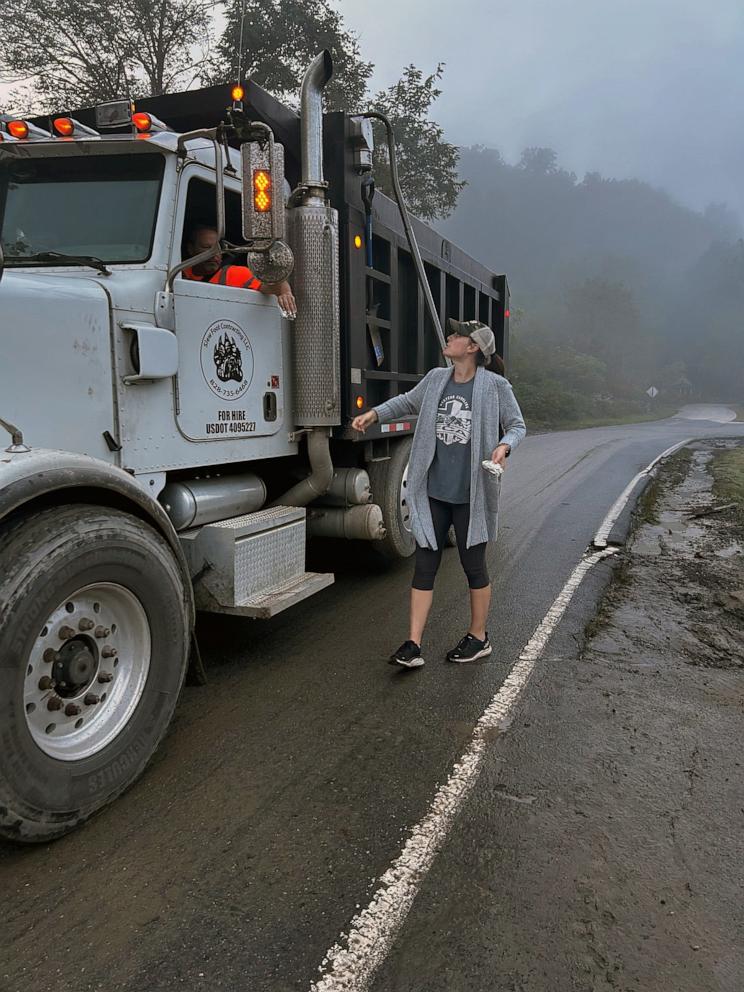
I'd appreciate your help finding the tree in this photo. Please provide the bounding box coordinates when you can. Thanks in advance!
[370,63,465,221]
[518,147,559,175]
[0,0,212,111]
[213,0,372,112]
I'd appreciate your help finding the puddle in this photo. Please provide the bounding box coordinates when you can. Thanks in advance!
[714,543,742,559]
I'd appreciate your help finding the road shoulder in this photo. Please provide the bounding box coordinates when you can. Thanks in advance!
[373,439,744,992]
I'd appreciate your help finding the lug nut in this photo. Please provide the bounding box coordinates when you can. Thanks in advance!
[94,626,111,639]
[97,672,113,683]
[43,648,58,664]
[84,693,100,706]
[102,646,117,658]
[47,697,63,711]
[78,618,95,631]
[59,625,76,640]
[64,703,82,717]
[38,676,56,691]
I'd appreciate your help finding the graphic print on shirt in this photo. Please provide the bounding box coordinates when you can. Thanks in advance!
[436,393,473,446]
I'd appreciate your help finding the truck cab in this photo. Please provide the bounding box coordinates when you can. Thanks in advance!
[0,54,509,842]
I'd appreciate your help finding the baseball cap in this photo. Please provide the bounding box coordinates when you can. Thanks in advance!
[447,318,496,359]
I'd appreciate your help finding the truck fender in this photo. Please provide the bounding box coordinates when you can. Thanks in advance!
[0,448,195,634]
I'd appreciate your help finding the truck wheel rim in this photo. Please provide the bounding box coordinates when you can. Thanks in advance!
[24,583,151,762]
[399,463,412,534]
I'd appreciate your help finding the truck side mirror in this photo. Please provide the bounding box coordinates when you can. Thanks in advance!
[241,136,286,245]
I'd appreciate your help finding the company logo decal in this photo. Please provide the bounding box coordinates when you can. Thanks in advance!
[200,319,254,400]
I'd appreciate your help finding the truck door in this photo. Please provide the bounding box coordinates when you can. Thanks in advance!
[172,173,286,443]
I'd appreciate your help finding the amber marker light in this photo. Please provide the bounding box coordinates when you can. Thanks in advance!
[353,234,363,249]
[7,120,29,139]
[231,84,245,102]
[53,117,75,137]
[356,395,365,409]
[132,112,152,133]
[253,169,271,212]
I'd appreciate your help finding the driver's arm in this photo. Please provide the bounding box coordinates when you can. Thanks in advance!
[260,280,297,317]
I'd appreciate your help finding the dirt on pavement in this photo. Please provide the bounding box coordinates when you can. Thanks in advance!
[553,439,744,990]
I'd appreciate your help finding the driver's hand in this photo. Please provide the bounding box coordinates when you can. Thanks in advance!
[351,410,378,433]
[277,290,297,318]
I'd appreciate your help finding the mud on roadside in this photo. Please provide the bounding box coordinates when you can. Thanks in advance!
[589,439,744,671]
[570,438,744,990]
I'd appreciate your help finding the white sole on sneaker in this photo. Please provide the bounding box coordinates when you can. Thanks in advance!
[448,644,492,664]
[393,656,425,669]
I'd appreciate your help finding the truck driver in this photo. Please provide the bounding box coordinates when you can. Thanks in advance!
[183,224,297,318]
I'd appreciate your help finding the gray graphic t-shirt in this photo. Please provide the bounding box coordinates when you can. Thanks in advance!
[427,376,475,504]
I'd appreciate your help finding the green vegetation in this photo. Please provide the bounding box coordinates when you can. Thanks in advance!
[711,446,744,529]
[528,406,679,433]
[444,147,744,424]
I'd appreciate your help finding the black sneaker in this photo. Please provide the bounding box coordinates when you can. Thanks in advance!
[446,632,492,663]
[389,640,425,668]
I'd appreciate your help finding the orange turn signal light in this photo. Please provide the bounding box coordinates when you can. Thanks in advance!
[356,395,365,409]
[53,117,75,137]
[253,169,271,213]
[354,234,363,249]
[231,84,245,102]
[7,120,29,139]
[132,112,152,133]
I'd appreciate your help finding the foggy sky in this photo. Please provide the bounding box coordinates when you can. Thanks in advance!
[344,0,744,226]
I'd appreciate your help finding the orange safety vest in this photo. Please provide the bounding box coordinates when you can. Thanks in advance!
[183,264,262,290]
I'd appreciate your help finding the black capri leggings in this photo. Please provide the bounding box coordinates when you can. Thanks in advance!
[412,498,490,591]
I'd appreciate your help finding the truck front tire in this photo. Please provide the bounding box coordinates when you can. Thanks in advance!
[368,438,416,560]
[0,505,190,843]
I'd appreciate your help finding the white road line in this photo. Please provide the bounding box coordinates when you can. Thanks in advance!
[309,546,617,992]
[592,437,693,547]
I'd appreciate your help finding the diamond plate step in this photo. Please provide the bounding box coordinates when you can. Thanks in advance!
[199,571,335,619]
[180,504,333,615]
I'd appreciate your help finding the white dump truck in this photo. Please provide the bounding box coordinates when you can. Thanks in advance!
[0,53,510,841]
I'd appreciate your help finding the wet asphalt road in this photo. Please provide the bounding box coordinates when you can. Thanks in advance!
[2,410,744,992]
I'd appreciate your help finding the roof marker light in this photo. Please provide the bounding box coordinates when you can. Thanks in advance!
[53,117,75,137]
[132,112,153,133]
[7,120,29,139]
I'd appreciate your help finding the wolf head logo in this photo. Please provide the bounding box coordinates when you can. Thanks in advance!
[213,333,243,384]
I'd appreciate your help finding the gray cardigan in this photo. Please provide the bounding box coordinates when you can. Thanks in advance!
[373,366,526,550]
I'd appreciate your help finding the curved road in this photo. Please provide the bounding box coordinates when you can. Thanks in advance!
[2,409,743,992]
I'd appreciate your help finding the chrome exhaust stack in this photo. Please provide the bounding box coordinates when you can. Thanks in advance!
[287,50,340,431]
[300,50,333,200]
[276,51,341,510]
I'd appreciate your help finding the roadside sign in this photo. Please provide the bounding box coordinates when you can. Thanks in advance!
[646,386,659,398]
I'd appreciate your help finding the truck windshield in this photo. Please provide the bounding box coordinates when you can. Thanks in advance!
[0,152,164,264]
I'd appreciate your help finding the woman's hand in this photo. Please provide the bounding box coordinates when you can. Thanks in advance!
[489,443,511,468]
[351,410,378,433]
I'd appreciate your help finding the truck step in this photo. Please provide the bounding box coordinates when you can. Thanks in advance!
[180,504,333,616]
[200,570,334,619]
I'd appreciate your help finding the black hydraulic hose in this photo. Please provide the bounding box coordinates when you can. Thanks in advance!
[359,111,449,363]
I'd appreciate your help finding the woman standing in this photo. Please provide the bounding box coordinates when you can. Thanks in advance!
[351,319,526,668]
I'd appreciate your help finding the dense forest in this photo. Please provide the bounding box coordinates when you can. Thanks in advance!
[440,146,744,425]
